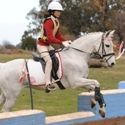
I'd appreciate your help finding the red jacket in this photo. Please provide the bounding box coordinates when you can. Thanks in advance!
[37,18,65,46]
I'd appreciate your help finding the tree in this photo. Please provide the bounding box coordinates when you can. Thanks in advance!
[21,31,36,51]
[23,0,125,42]
[113,10,125,42]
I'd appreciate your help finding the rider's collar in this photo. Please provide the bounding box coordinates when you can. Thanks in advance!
[51,14,59,19]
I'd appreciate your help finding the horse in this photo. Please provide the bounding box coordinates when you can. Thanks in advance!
[0,30,116,118]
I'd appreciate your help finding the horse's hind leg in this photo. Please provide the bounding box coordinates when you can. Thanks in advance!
[2,95,17,112]
[1,85,22,112]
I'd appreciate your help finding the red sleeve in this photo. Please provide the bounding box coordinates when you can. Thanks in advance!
[44,19,63,44]
[55,31,65,41]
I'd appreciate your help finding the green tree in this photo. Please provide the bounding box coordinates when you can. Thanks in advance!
[21,31,36,50]
[23,0,125,42]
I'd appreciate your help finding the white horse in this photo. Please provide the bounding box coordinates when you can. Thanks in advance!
[0,31,115,117]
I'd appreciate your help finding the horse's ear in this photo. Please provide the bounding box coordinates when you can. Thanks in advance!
[105,30,115,37]
[105,30,111,37]
[107,30,115,37]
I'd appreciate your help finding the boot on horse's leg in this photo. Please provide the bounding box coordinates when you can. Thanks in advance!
[90,88,97,108]
[91,97,97,108]
[94,87,106,118]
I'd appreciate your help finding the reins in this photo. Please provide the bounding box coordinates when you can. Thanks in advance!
[70,46,91,54]
[69,33,115,63]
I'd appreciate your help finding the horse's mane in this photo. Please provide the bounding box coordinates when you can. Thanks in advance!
[72,32,103,44]
[83,32,102,36]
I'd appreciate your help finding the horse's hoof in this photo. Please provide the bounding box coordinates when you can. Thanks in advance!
[91,98,96,108]
[99,107,105,118]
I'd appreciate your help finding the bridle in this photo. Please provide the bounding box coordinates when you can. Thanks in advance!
[70,33,115,63]
[95,33,115,63]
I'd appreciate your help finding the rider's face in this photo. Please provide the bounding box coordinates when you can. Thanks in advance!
[53,10,62,18]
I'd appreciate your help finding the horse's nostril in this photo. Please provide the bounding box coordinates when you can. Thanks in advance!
[111,62,115,66]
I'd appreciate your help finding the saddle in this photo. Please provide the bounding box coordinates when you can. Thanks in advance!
[32,50,65,89]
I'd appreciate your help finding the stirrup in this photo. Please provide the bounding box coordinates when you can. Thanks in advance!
[46,84,56,91]
[45,87,50,93]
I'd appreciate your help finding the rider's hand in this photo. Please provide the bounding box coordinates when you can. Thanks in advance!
[68,40,72,44]
[62,41,70,47]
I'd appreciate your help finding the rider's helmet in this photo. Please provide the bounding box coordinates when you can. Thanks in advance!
[48,1,64,11]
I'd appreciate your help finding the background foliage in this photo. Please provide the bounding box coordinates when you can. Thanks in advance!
[2,0,125,50]
[21,0,125,50]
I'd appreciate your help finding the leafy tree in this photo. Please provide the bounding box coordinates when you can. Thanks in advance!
[23,0,125,43]
[21,31,36,50]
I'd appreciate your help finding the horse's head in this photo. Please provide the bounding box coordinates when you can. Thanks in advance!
[96,30,116,67]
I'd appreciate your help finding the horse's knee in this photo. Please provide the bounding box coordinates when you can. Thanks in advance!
[94,80,100,87]
[87,80,100,91]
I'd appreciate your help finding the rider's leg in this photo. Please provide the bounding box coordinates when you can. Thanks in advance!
[37,45,55,90]
[44,55,52,84]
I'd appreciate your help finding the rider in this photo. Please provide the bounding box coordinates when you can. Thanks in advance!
[37,1,71,91]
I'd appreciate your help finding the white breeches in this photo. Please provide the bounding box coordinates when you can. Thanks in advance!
[37,44,52,84]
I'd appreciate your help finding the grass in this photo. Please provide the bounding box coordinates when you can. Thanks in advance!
[0,52,125,116]
[0,52,32,62]
[89,57,125,89]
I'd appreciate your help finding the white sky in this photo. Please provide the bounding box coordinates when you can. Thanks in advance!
[0,0,39,45]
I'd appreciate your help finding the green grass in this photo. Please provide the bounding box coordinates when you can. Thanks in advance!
[0,53,125,116]
[15,88,83,116]
[89,57,125,89]
[0,52,32,62]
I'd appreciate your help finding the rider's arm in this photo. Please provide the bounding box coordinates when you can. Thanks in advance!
[44,19,63,44]
[55,30,65,41]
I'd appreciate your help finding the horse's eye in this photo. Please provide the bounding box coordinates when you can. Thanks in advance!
[105,44,110,47]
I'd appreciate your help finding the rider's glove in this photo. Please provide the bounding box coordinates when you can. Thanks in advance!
[68,40,72,44]
[62,41,70,47]
[62,40,72,47]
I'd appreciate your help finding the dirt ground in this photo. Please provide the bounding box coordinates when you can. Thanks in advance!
[78,117,125,125]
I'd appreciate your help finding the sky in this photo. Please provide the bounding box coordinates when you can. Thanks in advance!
[0,0,39,45]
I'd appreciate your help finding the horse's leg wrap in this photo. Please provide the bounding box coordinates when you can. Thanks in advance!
[94,87,106,108]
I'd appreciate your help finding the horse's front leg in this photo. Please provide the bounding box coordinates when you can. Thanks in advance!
[94,87,106,118]
[69,77,106,118]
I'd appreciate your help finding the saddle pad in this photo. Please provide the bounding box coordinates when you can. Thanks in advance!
[54,52,63,78]
[27,53,63,85]
[27,60,45,85]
